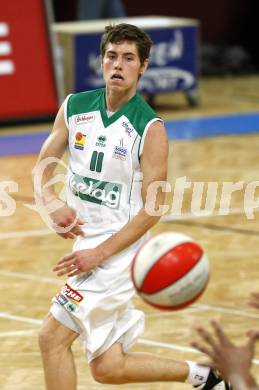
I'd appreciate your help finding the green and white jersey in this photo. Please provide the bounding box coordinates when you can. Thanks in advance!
[64,88,162,237]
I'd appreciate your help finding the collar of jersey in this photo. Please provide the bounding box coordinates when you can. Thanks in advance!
[100,89,137,128]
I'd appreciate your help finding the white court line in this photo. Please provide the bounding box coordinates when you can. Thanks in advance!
[0,228,53,240]
[147,304,259,320]
[0,329,38,337]
[146,306,206,318]
[138,338,259,365]
[2,311,259,365]
[138,338,197,353]
[0,312,41,325]
[194,304,259,319]
[1,269,259,320]
[0,270,61,284]
[0,352,40,356]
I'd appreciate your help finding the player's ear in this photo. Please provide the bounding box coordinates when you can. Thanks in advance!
[100,55,103,68]
[140,59,149,76]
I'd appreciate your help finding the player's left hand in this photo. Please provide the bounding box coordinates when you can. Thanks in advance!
[53,248,105,277]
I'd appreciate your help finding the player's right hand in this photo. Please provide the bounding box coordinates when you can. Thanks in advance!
[49,203,85,239]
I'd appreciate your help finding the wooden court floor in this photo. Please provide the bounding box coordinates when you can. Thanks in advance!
[1,75,259,389]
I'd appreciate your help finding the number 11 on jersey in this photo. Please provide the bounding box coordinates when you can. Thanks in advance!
[90,151,104,173]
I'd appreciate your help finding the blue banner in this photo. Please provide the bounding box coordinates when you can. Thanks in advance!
[74,25,198,94]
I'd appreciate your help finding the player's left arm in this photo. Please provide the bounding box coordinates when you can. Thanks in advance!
[53,120,169,276]
[100,119,169,255]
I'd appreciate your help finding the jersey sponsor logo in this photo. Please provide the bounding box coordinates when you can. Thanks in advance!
[75,113,94,124]
[113,146,127,160]
[55,283,84,313]
[122,121,134,137]
[60,283,84,302]
[95,135,107,147]
[70,173,122,209]
[113,138,127,161]
[74,132,86,150]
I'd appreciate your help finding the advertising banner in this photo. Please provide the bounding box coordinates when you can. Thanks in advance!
[0,0,58,122]
[74,25,198,95]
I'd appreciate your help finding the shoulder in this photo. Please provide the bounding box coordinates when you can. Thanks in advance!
[144,120,168,146]
[126,93,161,137]
[66,89,103,117]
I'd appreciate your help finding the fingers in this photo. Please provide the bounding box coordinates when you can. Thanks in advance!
[191,341,214,358]
[55,223,85,239]
[50,207,86,238]
[67,268,82,277]
[77,218,85,225]
[196,326,218,350]
[53,253,77,276]
[210,320,230,345]
[57,232,75,239]
[57,253,75,264]
[71,224,85,237]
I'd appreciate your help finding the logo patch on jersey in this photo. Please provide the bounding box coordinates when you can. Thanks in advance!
[75,113,94,124]
[55,283,84,313]
[122,121,134,137]
[95,135,107,147]
[74,132,86,150]
[113,138,127,161]
[70,173,122,209]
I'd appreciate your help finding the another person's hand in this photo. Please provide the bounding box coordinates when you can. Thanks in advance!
[53,247,105,276]
[49,203,85,239]
[249,292,259,309]
[191,320,259,390]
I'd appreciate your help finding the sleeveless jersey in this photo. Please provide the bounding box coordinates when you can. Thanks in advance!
[64,88,162,237]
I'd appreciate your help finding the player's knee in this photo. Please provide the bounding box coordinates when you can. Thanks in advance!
[38,322,60,354]
[38,316,66,355]
[91,355,125,384]
[39,314,79,356]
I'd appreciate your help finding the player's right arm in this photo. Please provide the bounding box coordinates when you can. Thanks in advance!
[34,102,84,239]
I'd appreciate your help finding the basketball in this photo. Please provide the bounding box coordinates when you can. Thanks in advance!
[131,232,209,310]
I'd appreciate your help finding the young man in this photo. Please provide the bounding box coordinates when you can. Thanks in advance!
[36,23,229,389]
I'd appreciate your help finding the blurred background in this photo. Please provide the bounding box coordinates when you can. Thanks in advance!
[0,0,258,124]
[53,0,259,73]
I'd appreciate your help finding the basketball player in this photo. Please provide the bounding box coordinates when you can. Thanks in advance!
[36,23,230,389]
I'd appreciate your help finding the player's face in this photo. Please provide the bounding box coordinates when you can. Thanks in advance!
[102,41,148,93]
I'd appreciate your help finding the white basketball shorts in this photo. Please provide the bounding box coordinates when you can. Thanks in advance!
[50,233,146,362]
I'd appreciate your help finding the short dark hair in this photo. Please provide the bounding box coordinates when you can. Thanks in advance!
[100,23,153,64]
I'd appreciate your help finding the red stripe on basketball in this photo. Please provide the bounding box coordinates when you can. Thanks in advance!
[141,242,203,294]
[141,277,209,310]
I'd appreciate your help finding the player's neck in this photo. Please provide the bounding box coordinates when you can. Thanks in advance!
[105,88,136,112]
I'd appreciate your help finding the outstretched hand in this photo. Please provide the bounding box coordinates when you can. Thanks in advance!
[191,320,259,389]
[53,248,105,277]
